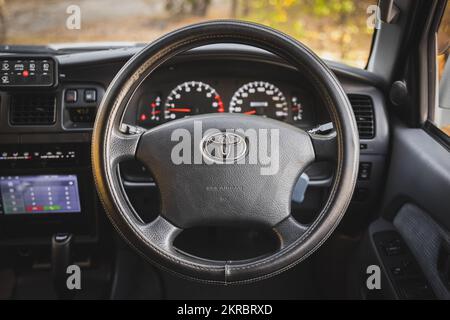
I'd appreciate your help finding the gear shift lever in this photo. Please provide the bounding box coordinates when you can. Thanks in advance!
[51,233,73,299]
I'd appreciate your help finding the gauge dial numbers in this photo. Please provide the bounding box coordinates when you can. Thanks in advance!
[164,81,224,120]
[229,81,289,120]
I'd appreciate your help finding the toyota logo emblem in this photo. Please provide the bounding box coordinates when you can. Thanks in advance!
[201,132,248,164]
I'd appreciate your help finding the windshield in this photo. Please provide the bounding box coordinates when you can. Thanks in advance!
[0,0,377,68]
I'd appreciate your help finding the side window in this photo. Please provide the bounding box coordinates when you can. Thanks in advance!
[434,2,450,136]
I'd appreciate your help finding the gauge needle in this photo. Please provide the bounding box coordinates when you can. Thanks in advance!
[151,111,161,115]
[215,95,225,113]
[169,108,191,113]
[244,110,257,115]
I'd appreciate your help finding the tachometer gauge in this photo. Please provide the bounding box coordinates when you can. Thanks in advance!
[164,81,224,120]
[229,81,288,120]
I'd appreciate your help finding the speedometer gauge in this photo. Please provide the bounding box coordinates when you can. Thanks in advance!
[164,81,224,120]
[229,81,288,120]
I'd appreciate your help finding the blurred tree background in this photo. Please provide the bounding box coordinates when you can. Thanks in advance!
[0,0,377,67]
[163,0,376,65]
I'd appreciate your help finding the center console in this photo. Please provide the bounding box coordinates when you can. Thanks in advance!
[0,140,108,300]
[0,56,103,244]
[0,56,109,295]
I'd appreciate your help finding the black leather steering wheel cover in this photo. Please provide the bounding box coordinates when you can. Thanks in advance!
[92,20,359,284]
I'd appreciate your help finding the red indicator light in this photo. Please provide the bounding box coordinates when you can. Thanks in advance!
[23,70,29,77]
[140,114,147,121]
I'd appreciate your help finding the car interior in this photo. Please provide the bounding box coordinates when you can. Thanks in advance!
[0,0,449,300]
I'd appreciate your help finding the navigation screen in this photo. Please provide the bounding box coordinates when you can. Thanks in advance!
[0,175,81,215]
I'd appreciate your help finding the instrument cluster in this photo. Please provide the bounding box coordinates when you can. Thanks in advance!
[135,80,316,129]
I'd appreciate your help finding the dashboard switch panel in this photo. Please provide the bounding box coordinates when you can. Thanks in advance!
[0,57,56,87]
[62,84,104,130]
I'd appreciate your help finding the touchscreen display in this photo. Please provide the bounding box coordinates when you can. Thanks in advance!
[0,175,81,215]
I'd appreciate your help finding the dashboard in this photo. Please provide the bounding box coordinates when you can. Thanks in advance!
[0,44,389,242]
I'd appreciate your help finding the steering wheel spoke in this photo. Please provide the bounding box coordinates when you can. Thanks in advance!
[273,217,309,249]
[138,216,182,252]
[107,126,144,167]
[309,132,338,162]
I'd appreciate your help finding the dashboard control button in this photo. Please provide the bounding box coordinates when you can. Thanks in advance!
[65,90,78,103]
[84,89,97,103]
[358,162,372,180]
[1,74,10,84]
[1,62,10,71]
[42,62,50,72]
[14,62,25,71]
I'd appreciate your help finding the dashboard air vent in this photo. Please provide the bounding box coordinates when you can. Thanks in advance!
[10,94,56,125]
[348,94,375,139]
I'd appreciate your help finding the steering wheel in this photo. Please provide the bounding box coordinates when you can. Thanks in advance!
[92,21,359,284]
